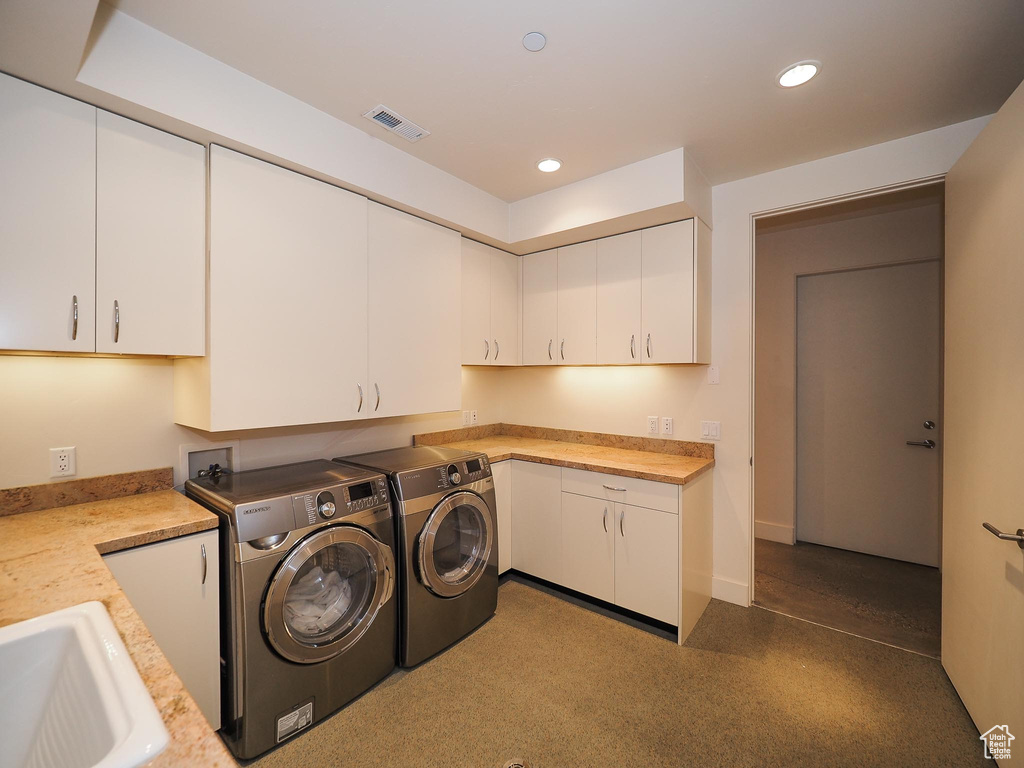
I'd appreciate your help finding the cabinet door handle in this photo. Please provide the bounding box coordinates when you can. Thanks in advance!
[619,510,625,537]
[374,382,381,412]
[113,300,120,343]
[603,483,627,492]
[603,507,608,533]
[201,542,208,585]
[630,334,635,359]
[484,339,489,360]
[494,339,499,361]
[560,339,565,360]
[646,333,652,359]
[548,339,553,360]
[71,295,78,340]
[356,384,363,412]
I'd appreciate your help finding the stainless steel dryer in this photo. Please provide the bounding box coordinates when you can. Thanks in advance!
[185,460,396,759]
[335,446,498,667]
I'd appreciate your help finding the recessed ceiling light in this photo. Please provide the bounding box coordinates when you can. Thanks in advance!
[777,60,821,88]
[523,32,547,52]
[537,158,562,173]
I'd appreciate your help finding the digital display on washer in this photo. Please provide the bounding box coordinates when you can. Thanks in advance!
[348,482,374,501]
[466,459,482,473]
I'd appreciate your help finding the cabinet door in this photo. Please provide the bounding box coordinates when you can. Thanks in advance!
[96,111,205,355]
[368,202,461,418]
[103,530,220,729]
[560,492,615,602]
[0,73,95,352]
[521,249,558,365]
[490,248,519,366]
[208,146,368,430]
[596,231,642,365]
[460,239,492,365]
[556,241,597,365]
[510,460,562,583]
[491,460,513,574]
[641,219,695,364]
[614,503,679,625]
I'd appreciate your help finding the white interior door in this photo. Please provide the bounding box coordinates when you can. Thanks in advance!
[641,219,694,364]
[522,249,558,365]
[96,111,205,355]
[460,239,491,365]
[597,231,642,365]
[556,241,597,365]
[490,248,519,365]
[367,202,461,418]
[942,81,1024,741]
[796,261,941,566]
[560,492,614,602]
[0,72,95,353]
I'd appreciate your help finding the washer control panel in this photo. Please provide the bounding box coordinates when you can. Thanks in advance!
[292,475,389,526]
[434,454,490,491]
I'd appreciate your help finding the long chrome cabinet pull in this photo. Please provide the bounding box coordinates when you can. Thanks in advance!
[603,483,627,492]
[356,384,363,412]
[494,340,499,361]
[548,339,553,360]
[603,508,608,533]
[374,383,381,412]
[560,339,565,360]
[630,334,635,359]
[906,439,936,448]
[113,300,120,343]
[619,510,625,537]
[646,333,652,358]
[200,542,208,585]
[484,339,489,360]
[71,295,78,340]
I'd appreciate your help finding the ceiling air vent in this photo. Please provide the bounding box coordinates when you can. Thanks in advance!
[362,104,430,143]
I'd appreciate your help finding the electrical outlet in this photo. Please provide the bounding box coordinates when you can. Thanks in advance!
[707,366,720,385]
[661,417,674,435]
[470,410,479,425]
[462,410,471,426]
[49,446,76,477]
[647,416,659,435]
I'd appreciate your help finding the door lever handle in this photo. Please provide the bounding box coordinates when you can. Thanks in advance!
[906,439,936,448]
[983,522,1024,549]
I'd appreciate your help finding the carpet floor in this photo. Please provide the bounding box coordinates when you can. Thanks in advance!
[247,579,979,767]
[754,538,941,657]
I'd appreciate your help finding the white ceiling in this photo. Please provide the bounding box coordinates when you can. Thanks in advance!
[109,0,1024,201]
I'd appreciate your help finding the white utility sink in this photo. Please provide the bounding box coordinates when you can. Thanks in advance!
[0,601,169,768]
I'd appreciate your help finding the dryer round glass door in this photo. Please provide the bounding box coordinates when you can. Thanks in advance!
[417,491,494,598]
[263,525,395,664]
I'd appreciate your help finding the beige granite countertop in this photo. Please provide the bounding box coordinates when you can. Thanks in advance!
[0,490,235,767]
[416,424,715,486]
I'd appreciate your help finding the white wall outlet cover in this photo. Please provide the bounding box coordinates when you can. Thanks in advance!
[707,366,720,385]
[470,410,479,425]
[49,446,76,477]
[661,417,674,435]
[462,410,471,426]
[647,416,659,434]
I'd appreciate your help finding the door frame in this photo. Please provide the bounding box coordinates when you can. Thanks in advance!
[748,175,946,604]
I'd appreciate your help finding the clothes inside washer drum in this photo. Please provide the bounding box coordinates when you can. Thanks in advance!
[283,566,354,636]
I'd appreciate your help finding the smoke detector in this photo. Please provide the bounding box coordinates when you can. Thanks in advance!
[362,105,430,142]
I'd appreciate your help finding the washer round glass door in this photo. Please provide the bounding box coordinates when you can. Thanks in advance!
[264,525,394,664]
[417,491,493,598]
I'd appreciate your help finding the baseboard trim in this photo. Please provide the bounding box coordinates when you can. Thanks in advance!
[712,576,749,606]
[755,520,794,544]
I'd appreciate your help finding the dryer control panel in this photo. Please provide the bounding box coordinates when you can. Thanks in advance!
[292,476,390,526]
[429,455,490,493]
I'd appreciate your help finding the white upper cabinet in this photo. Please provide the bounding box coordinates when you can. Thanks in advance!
[596,231,642,365]
[177,146,368,431]
[460,239,519,366]
[0,73,96,352]
[96,112,205,355]
[641,219,711,364]
[367,202,461,419]
[522,249,558,365]
[556,241,598,365]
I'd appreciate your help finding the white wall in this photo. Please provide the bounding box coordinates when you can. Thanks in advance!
[0,356,504,489]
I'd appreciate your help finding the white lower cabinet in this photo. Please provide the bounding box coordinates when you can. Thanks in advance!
[613,502,678,625]
[560,492,614,603]
[103,530,220,730]
[510,460,562,583]
[491,460,513,574]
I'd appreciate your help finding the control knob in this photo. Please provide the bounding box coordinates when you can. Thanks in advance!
[447,464,462,485]
[317,491,337,519]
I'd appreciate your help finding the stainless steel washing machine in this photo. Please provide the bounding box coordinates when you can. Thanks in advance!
[335,446,498,667]
[185,460,396,759]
